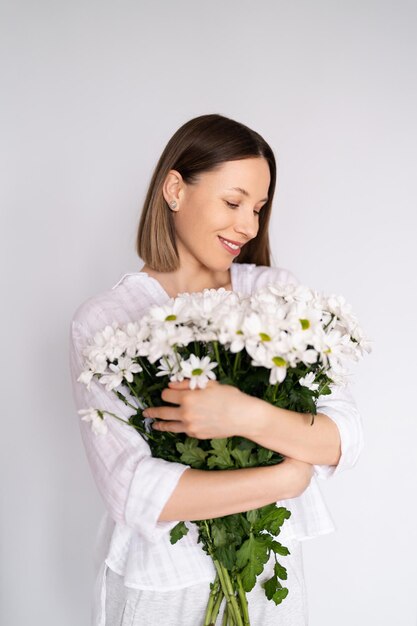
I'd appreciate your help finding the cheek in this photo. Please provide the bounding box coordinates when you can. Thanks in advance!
[174,208,201,239]
[177,204,222,238]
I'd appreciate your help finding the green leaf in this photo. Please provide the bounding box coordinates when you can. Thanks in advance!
[176,438,208,468]
[254,505,291,535]
[256,447,274,464]
[246,509,259,525]
[215,544,237,570]
[263,575,288,604]
[211,524,228,548]
[272,587,289,605]
[230,447,253,467]
[319,383,332,395]
[207,438,233,469]
[236,535,270,592]
[274,561,288,581]
[169,521,189,544]
[263,575,278,601]
[270,540,290,557]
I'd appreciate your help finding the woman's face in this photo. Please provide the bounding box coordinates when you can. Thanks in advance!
[165,157,271,273]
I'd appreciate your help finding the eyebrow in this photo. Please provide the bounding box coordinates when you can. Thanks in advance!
[226,187,269,203]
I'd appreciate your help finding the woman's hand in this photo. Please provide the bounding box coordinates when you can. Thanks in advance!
[142,379,258,439]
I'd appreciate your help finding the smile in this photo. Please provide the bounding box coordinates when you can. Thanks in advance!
[218,236,241,255]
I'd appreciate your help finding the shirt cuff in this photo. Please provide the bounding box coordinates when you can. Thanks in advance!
[124,456,191,543]
[312,383,364,480]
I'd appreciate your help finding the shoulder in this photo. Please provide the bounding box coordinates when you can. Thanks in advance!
[70,273,153,339]
[235,262,299,291]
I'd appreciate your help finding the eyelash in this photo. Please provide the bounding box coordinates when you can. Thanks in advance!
[225,201,261,216]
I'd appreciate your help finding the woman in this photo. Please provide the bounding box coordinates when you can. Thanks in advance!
[69,113,363,625]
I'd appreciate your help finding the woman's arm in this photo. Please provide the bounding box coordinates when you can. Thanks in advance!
[240,396,342,466]
[149,380,363,475]
[70,320,313,541]
[146,381,341,465]
[158,458,313,522]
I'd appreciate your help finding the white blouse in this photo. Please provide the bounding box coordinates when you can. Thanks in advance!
[68,262,364,626]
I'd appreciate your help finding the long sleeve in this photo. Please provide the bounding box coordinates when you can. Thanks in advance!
[257,265,364,481]
[313,381,364,479]
[69,318,191,543]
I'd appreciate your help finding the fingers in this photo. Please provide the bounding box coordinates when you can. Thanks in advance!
[142,405,177,421]
[168,379,190,388]
[168,379,218,389]
[152,420,186,433]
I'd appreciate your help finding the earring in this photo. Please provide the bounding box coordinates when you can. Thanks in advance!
[169,200,177,209]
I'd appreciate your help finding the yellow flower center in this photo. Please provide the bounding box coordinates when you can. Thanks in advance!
[272,356,287,367]
[259,332,271,341]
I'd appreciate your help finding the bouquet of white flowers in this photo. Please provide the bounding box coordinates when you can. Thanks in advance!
[77,282,371,626]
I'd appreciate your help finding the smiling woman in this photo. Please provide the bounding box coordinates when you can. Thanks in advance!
[69,113,363,626]
[143,156,271,286]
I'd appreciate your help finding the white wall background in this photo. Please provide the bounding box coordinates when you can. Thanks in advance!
[1,1,416,624]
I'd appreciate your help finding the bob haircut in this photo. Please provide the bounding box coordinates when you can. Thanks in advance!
[136,113,277,271]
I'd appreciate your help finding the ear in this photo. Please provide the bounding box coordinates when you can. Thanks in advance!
[162,169,183,209]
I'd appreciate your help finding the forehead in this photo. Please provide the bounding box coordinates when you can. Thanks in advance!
[203,158,270,195]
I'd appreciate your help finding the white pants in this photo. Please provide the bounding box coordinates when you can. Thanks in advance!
[104,539,308,625]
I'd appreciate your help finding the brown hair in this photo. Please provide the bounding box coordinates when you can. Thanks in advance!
[135,113,277,271]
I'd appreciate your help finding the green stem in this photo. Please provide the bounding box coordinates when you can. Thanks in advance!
[112,389,139,411]
[271,382,279,403]
[232,351,241,380]
[236,574,250,626]
[201,521,244,626]
[172,346,183,372]
[101,410,160,443]
[211,586,225,625]
[221,603,229,626]
[212,341,226,378]
[323,313,336,331]
[125,379,146,404]
[137,356,153,378]
[212,560,243,626]
[204,575,220,626]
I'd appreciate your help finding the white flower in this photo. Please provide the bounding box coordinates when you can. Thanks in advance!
[155,354,182,378]
[240,311,282,346]
[123,321,151,358]
[148,298,189,324]
[269,283,315,304]
[77,356,108,390]
[99,356,142,391]
[299,372,319,391]
[146,325,194,363]
[77,368,95,390]
[299,348,319,365]
[179,354,218,389]
[78,408,108,435]
[92,323,125,361]
[269,359,287,384]
[216,309,246,351]
[77,281,370,422]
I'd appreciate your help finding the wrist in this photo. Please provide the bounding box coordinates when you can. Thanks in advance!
[237,391,271,440]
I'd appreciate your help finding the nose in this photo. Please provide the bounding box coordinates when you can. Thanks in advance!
[233,210,259,241]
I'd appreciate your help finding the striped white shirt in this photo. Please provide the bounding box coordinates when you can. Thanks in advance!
[68,262,364,625]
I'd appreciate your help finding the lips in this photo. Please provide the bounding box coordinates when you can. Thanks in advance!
[218,236,242,256]
[218,236,244,247]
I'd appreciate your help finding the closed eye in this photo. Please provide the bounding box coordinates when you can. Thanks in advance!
[225,201,260,216]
